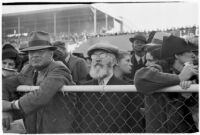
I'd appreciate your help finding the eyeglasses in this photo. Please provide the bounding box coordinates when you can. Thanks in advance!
[91,52,108,60]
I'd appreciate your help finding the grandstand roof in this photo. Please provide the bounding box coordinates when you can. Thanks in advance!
[2,2,198,31]
[2,4,90,16]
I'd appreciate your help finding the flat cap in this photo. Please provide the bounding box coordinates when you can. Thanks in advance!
[87,42,119,57]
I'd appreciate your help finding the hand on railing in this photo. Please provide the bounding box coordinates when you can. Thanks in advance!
[178,64,198,81]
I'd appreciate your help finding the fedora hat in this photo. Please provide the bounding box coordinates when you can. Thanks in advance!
[87,42,119,57]
[21,31,57,52]
[161,35,194,59]
[129,33,147,43]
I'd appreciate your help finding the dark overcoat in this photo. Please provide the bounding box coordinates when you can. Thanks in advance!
[65,55,89,84]
[135,67,198,133]
[3,61,76,133]
[129,51,146,79]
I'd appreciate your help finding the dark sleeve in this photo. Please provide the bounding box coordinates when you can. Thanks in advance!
[2,76,21,101]
[18,66,74,114]
[76,59,89,84]
[134,67,180,95]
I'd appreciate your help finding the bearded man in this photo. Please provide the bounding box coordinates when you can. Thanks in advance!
[78,43,130,133]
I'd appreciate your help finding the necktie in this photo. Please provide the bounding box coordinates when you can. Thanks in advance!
[98,80,104,85]
[33,70,38,85]
[139,58,143,65]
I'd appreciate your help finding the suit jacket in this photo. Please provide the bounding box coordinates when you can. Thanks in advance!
[129,51,146,79]
[66,55,89,84]
[3,61,76,133]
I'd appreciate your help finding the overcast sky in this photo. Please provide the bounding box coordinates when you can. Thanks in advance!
[2,2,199,31]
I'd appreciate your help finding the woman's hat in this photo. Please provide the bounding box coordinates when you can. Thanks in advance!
[21,31,57,52]
[2,43,21,67]
[161,35,194,59]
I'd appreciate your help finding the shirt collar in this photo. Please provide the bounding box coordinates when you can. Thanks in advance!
[135,54,145,63]
[99,73,113,85]
[65,54,71,63]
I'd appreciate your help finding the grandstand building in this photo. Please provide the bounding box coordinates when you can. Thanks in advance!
[2,4,123,38]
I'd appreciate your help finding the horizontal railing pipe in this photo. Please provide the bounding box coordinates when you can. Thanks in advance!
[17,84,199,92]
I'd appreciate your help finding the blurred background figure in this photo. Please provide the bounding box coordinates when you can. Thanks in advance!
[18,41,29,71]
[53,41,89,84]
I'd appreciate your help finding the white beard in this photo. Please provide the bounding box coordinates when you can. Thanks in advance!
[90,63,112,80]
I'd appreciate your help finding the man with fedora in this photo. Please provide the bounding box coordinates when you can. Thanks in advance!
[53,41,89,84]
[77,42,130,133]
[129,32,147,79]
[2,31,76,133]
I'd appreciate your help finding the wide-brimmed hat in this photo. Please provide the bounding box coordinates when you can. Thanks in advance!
[21,31,57,52]
[161,35,194,59]
[87,42,119,57]
[147,31,171,45]
[129,33,147,43]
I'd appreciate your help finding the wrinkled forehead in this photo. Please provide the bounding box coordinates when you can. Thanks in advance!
[92,50,116,59]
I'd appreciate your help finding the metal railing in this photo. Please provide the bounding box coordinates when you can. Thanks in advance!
[16,84,199,133]
[17,84,199,92]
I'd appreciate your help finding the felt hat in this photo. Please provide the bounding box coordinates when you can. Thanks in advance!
[129,33,147,43]
[21,31,57,52]
[161,35,194,59]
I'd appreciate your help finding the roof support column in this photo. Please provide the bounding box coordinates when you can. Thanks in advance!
[105,14,108,31]
[53,13,57,36]
[91,7,97,34]
[18,17,20,34]
[120,21,123,33]
[68,16,70,35]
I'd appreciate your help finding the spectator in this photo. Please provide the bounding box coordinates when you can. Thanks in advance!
[18,41,29,72]
[2,43,25,133]
[2,31,76,133]
[2,43,21,77]
[128,33,147,79]
[113,49,146,132]
[53,41,89,84]
[78,43,130,133]
[135,36,198,133]
[114,50,133,83]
